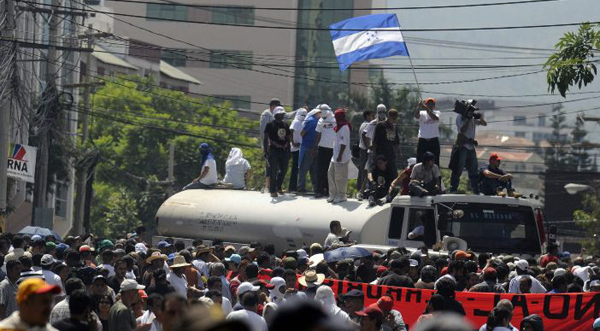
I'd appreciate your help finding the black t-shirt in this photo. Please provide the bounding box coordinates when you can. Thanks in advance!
[370,165,397,191]
[265,120,290,149]
[374,122,398,158]
[378,272,414,288]
[52,318,92,331]
[107,276,122,294]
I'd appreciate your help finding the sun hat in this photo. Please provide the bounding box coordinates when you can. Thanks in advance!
[170,255,191,269]
[120,279,145,293]
[16,278,60,304]
[146,252,167,264]
[298,270,325,287]
[195,245,211,254]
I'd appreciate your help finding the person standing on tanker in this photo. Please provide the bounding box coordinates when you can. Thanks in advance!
[363,104,387,170]
[449,106,487,193]
[414,98,441,165]
[356,110,374,200]
[260,98,282,193]
[373,109,400,175]
[263,107,291,198]
[297,107,322,194]
[224,148,252,190]
[327,109,352,204]
[314,104,336,198]
[289,107,308,193]
[183,143,217,190]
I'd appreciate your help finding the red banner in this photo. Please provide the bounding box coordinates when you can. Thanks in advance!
[324,279,599,331]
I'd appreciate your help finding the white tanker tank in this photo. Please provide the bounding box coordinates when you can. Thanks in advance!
[155,190,545,256]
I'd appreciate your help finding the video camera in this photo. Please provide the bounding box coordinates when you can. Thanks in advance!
[454,99,482,120]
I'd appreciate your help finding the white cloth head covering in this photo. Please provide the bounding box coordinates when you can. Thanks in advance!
[407,157,417,167]
[294,108,308,121]
[269,277,286,304]
[315,285,340,315]
[226,148,244,167]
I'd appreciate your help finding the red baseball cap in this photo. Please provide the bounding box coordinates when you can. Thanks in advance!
[483,267,497,277]
[376,296,394,311]
[253,279,275,289]
[489,153,502,161]
[424,97,436,104]
[376,266,388,276]
[355,305,384,320]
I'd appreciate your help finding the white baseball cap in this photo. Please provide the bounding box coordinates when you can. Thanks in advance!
[120,279,145,293]
[40,254,55,266]
[237,282,260,296]
[553,268,566,278]
[319,104,331,111]
[515,259,529,271]
[407,158,417,167]
[273,106,286,116]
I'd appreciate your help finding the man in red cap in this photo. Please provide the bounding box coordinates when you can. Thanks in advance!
[479,153,520,197]
[0,278,61,330]
[414,98,441,165]
[355,305,384,331]
[469,267,506,293]
[373,296,406,331]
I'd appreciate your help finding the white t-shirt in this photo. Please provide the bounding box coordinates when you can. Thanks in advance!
[226,309,268,331]
[508,274,547,294]
[259,109,274,148]
[324,232,340,248]
[358,121,370,150]
[102,264,115,278]
[316,116,335,149]
[224,159,251,189]
[167,272,188,297]
[418,110,441,139]
[221,296,233,316]
[42,270,64,294]
[332,125,351,163]
[364,119,380,153]
[136,310,161,331]
[290,118,304,152]
[200,159,218,185]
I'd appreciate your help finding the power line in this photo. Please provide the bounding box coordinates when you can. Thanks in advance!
[27,1,600,32]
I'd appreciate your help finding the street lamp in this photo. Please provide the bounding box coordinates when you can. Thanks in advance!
[564,183,596,195]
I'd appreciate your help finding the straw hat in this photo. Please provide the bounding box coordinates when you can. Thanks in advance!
[146,252,167,264]
[171,255,191,269]
[298,270,325,287]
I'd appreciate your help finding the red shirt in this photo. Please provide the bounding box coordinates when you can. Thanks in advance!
[401,168,412,195]
[540,254,558,268]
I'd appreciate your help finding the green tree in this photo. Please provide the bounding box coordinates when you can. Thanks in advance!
[545,23,600,97]
[568,114,594,171]
[573,193,600,255]
[86,77,261,237]
[544,105,570,171]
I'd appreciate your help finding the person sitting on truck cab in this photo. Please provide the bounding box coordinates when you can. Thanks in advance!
[409,152,441,197]
[366,155,399,207]
[183,143,218,190]
[224,148,252,190]
[390,157,416,196]
[479,153,520,197]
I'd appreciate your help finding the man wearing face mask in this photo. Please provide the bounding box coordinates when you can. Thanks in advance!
[363,104,387,167]
[314,104,336,198]
[297,107,322,194]
[289,107,308,193]
[183,143,217,190]
[264,107,291,198]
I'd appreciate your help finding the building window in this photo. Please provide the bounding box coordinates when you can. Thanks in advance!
[538,116,546,127]
[212,6,254,25]
[515,132,526,138]
[513,115,527,126]
[213,95,251,110]
[162,49,187,67]
[84,0,101,5]
[146,4,188,21]
[55,183,69,219]
[209,50,252,70]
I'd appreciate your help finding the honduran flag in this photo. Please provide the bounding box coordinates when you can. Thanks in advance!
[329,14,409,71]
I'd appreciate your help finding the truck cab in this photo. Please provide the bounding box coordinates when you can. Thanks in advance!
[378,194,544,257]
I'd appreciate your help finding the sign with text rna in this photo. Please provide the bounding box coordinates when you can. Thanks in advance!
[324,279,599,331]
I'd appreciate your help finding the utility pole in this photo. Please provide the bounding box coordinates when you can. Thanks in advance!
[167,142,175,196]
[0,0,16,227]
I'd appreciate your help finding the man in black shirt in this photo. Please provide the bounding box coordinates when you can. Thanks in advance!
[264,107,291,197]
[52,290,97,331]
[146,269,176,297]
[377,257,414,288]
[107,259,126,294]
[373,109,399,175]
[366,155,399,207]
[479,153,520,197]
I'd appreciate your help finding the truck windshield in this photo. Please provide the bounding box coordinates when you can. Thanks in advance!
[438,203,541,255]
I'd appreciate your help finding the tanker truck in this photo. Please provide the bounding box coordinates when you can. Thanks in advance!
[154,190,546,257]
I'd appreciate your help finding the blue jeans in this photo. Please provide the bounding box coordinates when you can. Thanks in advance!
[288,151,299,192]
[297,148,316,192]
[480,177,513,195]
[450,146,479,193]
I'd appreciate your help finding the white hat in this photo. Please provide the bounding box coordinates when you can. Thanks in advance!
[590,280,600,288]
[409,259,419,267]
[553,268,567,278]
[135,243,148,255]
[298,270,325,287]
[296,249,308,259]
[376,104,387,112]
[515,259,529,271]
[237,282,260,296]
[273,106,286,116]
[319,104,331,111]
[40,254,55,266]
[407,158,417,167]
[120,279,145,293]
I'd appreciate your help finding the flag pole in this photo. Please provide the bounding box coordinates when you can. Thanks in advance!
[407,54,422,99]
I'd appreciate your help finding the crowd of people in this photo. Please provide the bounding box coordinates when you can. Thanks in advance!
[0,228,598,331]
[184,97,521,203]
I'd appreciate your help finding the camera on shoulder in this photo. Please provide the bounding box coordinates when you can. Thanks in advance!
[454,99,482,120]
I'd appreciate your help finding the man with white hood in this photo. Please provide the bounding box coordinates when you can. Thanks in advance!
[363,104,387,167]
[314,285,355,328]
[224,148,252,189]
[289,107,308,193]
[314,104,336,198]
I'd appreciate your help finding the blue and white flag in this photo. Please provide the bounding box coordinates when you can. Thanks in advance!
[329,14,409,71]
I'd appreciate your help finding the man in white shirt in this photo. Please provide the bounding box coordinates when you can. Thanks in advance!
[357,110,374,199]
[260,98,282,193]
[414,98,441,165]
[167,256,190,298]
[508,260,547,294]
[324,221,342,248]
[226,282,267,331]
[363,104,387,165]
[327,109,351,204]
[136,293,162,331]
[314,104,335,198]
[289,107,307,193]
[40,255,64,295]
[183,143,218,190]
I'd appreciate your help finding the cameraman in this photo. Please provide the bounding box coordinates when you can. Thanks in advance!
[449,104,487,193]
[366,155,399,207]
